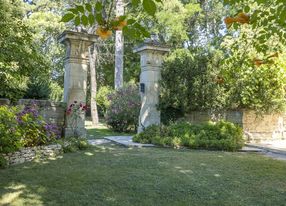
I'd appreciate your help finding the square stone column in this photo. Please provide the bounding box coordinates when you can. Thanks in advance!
[58,31,97,137]
[133,40,170,133]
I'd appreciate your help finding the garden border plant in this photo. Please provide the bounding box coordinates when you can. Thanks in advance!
[0,102,62,168]
[133,120,244,151]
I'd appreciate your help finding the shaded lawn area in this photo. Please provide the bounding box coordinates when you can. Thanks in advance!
[86,123,135,139]
[1,144,286,206]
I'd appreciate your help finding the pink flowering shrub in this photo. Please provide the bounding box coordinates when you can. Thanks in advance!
[106,85,141,132]
[66,101,87,137]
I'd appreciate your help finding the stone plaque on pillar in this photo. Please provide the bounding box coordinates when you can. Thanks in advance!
[133,39,170,133]
[58,31,97,137]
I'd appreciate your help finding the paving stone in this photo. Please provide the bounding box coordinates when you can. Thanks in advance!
[88,139,111,146]
[104,136,154,148]
[239,147,264,152]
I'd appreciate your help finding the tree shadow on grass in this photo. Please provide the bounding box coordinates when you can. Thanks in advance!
[87,127,135,140]
[0,144,125,206]
[1,144,286,206]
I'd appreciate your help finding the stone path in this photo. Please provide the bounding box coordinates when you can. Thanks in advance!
[246,140,286,155]
[239,146,264,152]
[87,137,286,161]
[245,140,286,161]
[104,136,154,148]
[88,139,111,146]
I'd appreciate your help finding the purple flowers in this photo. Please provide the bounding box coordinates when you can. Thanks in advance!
[105,85,141,132]
[44,123,61,139]
[16,104,39,124]
[15,102,61,145]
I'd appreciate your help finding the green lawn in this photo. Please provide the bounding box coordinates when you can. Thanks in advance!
[1,141,286,206]
[86,122,135,139]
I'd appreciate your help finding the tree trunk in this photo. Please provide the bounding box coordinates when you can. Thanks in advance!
[89,43,99,126]
[114,0,124,89]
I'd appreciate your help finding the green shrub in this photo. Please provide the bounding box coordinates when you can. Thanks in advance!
[49,82,63,102]
[0,106,22,154]
[133,121,244,151]
[160,49,228,123]
[0,104,61,155]
[16,103,60,147]
[24,78,51,100]
[60,138,90,153]
[133,125,161,144]
[106,85,141,132]
[96,86,113,116]
[0,154,8,169]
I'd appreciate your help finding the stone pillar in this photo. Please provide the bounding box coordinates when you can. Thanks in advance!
[133,39,170,133]
[58,31,97,137]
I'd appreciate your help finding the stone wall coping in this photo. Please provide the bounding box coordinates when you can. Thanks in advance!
[0,98,10,105]
[58,30,98,44]
[133,44,170,54]
[17,99,66,107]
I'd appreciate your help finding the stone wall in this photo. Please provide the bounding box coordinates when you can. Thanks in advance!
[186,110,286,142]
[0,98,10,105]
[0,99,66,128]
[17,99,66,128]
[3,144,63,166]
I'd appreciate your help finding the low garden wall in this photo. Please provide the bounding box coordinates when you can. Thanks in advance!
[17,99,66,128]
[3,144,63,166]
[186,110,286,142]
[0,98,10,105]
[0,98,66,128]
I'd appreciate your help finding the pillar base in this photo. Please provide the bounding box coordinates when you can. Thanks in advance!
[64,127,86,138]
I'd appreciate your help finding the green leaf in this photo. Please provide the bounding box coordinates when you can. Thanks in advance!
[143,0,157,16]
[81,15,88,26]
[131,0,140,6]
[68,8,78,14]
[61,13,75,22]
[75,16,81,26]
[95,14,104,25]
[95,2,102,12]
[118,15,127,21]
[88,14,95,25]
[244,5,250,13]
[76,5,85,13]
[127,19,136,24]
[123,27,136,38]
[85,3,92,12]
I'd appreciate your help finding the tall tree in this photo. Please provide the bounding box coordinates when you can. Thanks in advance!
[89,44,99,125]
[0,0,49,101]
[114,0,124,89]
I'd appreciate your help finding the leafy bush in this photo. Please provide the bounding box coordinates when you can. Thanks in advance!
[160,49,228,123]
[106,85,141,132]
[133,121,244,151]
[0,155,7,169]
[0,103,61,155]
[0,106,22,154]
[16,103,60,147]
[49,82,63,102]
[59,138,90,153]
[24,78,51,100]
[96,86,113,116]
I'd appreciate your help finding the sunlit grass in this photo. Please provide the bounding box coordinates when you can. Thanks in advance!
[86,120,135,139]
[1,143,286,206]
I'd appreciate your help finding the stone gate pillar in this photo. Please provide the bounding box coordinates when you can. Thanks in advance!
[58,31,97,137]
[133,39,170,133]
